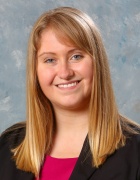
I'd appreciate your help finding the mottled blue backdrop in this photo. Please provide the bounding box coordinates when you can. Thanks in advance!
[0,0,140,133]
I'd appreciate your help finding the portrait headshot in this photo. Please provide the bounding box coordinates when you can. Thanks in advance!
[0,0,140,180]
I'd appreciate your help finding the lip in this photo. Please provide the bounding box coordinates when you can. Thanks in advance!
[55,80,80,89]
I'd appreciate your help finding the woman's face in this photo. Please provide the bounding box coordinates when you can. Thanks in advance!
[37,29,94,111]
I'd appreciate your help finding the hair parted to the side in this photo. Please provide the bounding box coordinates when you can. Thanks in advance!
[12,7,140,177]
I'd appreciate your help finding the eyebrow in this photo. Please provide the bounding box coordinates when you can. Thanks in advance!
[37,48,82,58]
[38,52,55,58]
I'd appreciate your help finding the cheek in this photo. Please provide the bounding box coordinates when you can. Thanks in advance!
[83,62,94,82]
[37,66,47,87]
[87,66,93,78]
[37,66,55,87]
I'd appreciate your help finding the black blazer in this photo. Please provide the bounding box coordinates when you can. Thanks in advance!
[0,124,140,180]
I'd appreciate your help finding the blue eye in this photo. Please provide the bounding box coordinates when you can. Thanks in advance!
[71,54,83,60]
[45,58,55,63]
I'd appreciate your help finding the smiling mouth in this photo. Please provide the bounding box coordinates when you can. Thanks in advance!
[56,81,80,88]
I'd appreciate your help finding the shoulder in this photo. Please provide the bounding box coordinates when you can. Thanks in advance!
[0,122,26,149]
[126,133,140,154]
[125,132,140,152]
[0,123,34,179]
[123,119,140,154]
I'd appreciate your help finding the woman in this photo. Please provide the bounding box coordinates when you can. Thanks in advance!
[0,7,140,180]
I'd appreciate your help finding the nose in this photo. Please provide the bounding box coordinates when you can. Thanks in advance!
[57,62,74,80]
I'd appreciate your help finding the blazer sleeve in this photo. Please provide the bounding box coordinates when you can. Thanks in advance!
[0,123,34,180]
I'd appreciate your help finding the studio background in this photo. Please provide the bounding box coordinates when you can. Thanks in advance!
[0,0,140,133]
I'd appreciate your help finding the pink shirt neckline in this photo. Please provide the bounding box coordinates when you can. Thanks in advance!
[39,155,78,180]
[47,155,78,159]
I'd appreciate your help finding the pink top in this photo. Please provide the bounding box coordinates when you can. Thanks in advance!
[38,155,78,180]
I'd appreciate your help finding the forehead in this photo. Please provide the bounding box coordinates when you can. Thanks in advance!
[36,23,91,56]
[42,27,76,45]
[37,28,80,54]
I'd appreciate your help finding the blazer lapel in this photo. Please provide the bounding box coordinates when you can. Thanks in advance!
[69,136,97,180]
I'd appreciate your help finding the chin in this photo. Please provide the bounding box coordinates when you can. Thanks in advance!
[54,100,88,111]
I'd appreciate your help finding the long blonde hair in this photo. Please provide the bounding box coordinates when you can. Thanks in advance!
[12,7,139,177]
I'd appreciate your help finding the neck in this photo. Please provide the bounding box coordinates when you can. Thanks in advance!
[50,106,89,158]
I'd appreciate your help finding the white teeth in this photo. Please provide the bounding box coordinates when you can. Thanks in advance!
[58,82,77,88]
